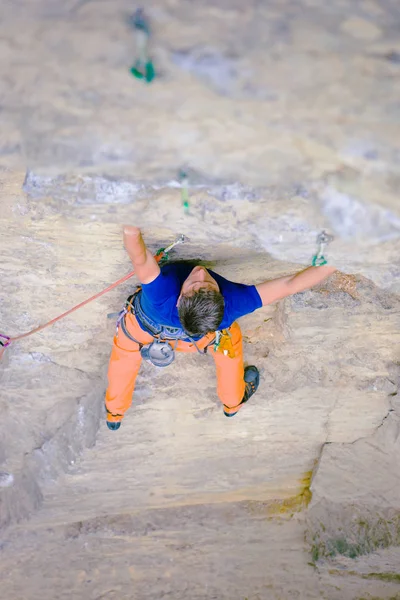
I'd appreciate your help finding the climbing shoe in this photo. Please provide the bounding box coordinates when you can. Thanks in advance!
[106,421,121,431]
[242,365,260,403]
[224,365,260,417]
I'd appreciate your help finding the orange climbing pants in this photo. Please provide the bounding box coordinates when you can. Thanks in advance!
[105,312,245,421]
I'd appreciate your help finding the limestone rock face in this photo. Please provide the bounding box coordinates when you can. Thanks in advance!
[0,1,400,599]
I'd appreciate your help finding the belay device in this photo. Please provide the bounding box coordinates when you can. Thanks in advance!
[140,339,176,367]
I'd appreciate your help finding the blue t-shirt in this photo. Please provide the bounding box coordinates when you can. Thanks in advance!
[141,263,262,336]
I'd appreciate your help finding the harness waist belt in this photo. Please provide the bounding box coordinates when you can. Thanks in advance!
[131,292,194,341]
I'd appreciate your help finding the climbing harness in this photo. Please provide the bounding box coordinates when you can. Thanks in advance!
[178,169,190,214]
[312,230,334,267]
[118,289,216,368]
[0,234,186,361]
[129,9,155,83]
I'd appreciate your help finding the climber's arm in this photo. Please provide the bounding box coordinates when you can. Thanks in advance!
[123,226,160,284]
[256,265,337,306]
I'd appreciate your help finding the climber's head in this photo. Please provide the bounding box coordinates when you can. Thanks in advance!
[177,266,225,337]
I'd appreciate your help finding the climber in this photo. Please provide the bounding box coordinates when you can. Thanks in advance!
[105,226,337,430]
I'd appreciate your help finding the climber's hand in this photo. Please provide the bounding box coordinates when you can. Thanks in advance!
[256,265,337,306]
[123,225,160,284]
[123,226,141,238]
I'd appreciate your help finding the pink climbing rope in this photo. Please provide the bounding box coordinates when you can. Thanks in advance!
[0,252,169,361]
[0,234,186,360]
[0,269,138,360]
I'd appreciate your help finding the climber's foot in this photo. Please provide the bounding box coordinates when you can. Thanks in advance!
[106,421,121,431]
[223,366,260,417]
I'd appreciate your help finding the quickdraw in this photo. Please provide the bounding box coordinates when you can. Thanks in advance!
[312,230,334,267]
[178,169,190,214]
[213,329,235,358]
[156,233,186,267]
[129,9,155,83]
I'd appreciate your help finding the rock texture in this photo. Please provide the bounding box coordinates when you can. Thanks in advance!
[0,1,400,599]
